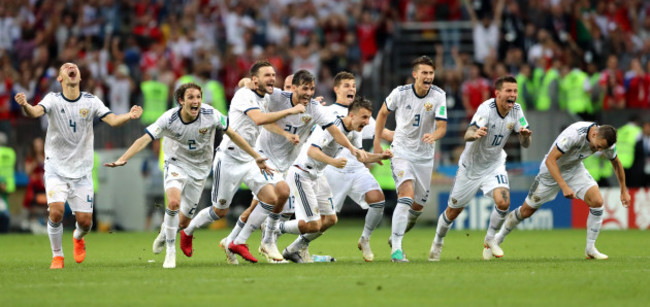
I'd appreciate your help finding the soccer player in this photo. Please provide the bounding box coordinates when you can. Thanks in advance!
[373,55,448,262]
[15,62,143,269]
[492,122,630,259]
[105,82,271,268]
[428,76,532,261]
[320,71,394,262]
[281,96,392,263]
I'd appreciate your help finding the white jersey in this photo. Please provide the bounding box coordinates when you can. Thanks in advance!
[256,90,336,172]
[540,121,617,175]
[459,99,529,178]
[146,104,228,179]
[385,84,447,162]
[322,103,376,172]
[38,91,111,179]
[219,87,268,162]
[294,119,362,178]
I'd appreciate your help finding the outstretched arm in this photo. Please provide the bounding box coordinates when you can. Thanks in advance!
[102,105,143,127]
[246,106,305,126]
[610,156,631,207]
[224,127,274,174]
[464,125,488,142]
[104,134,152,167]
[327,125,368,162]
[15,93,45,118]
[307,145,347,169]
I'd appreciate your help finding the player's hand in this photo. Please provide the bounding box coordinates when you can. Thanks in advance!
[621,190,631,208]
[422,133,436,144]
[255,156,275,175]
[333,157,348,169]
[289,104,306,114]
[519,127,532,138]
[381,149,393,160]
[104,160,127,167]
[562,187,576,199]
[242,78,255,90]
[129,105,143,119]
[14,93,28,106]
[352,148,368,162]
[314,96,325,105]
[285,133,300,145]
[373,140,384,165]
[475,126,488,139]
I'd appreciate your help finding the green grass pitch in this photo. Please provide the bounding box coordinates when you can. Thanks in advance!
[1,223,648,306]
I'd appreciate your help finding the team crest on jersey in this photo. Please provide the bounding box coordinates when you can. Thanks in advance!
[397,170,405,178]
[79,108,90,118]
[451,198,458,205]
[533,195,541,202]
[171,172,179,177]
[219,199,226,205]
[198,128,209,135]
[48,190,56,198]
[507,122,514,130]
[301,115,312,124]
[424,102,434,112]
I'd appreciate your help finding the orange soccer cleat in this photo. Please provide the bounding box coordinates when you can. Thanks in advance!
[50,256,64,269]
[73,237,86,263]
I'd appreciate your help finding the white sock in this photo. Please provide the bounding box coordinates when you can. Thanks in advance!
[164,208,179,251]
[226,217,246,243]
[278,219,301,235]
[280,213,292,222]
[263,213,280,243]
[185,207,219,236]
[485,207,508,241]
[586,207,604,250]
[47,219,64,258]
[391,198,412,253]
[433,212,453,245]
[234,201,273,245]
[496,207,523,242]
[362,201,385,239]
[405,208,422,232]
[73,221,92,240]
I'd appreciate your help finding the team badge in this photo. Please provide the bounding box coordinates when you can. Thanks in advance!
[533,196,541,202]
[48,190,56,198]
[424,102,433,112]
[219,199,227,205]
[451,198,458,205]
[301,115,312,124]
[507,122,514,130]
[171,172,179,177]
[397,170,405,178]
[79,108,90,118]
[198,128,209,135]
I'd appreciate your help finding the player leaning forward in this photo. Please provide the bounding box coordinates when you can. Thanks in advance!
[374,56,447,262]
[15,63,143,269]
[281,96,391,263]
[492,122,630,259]
[428,76,532,261]
[105,82,272,268]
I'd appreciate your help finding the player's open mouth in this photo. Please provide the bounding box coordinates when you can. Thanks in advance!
[347,94,354,100]
[423,80,432,85]
[506,97,516,104]
[190,106,199,111]
[68,71,77,78]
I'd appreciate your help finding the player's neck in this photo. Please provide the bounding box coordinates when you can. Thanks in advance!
[342,116,353,132]
[334,97,350,107]
[62,84,80,101]
[413,84,429,97]
[496,102,510,117]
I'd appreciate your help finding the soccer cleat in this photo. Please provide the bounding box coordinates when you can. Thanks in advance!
[358,237,374,262]
[50,256,64,269]
[163,249,176,268]
[484,238,504,258]
[179,230,193,257]
[299,246,313,263]
[219,238,239,265]
[282,248,304,263]
[391,249,409,263]
[482,247,493,260]
[73,237,86,263]
[428,243,443,262]
[259,242,284,262]
[152,230,166,254]
[585,247,608,260]
[228,242,258,263]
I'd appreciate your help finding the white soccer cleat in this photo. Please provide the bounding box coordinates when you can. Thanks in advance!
[482,247,493,260]
[152,230,166,254]
[219,238,239,265]
[163,249,176,268]
[299,246,313,263]
[484,238,504,258]
[585,247,608,260]
[259,241,284,262]
[357,237,374,262]
[428,243,443,262]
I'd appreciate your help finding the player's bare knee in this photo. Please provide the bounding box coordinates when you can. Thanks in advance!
[520,203,536,218]
[48,210,64,223]
[214,207,229,219]
[321,215,337,230]
[167,199,180,211]
[411,203,424,211]
[76,217,92,230]
[275,183,290,203]
[588,197,604,208]
[445,206,463,221]
[365,190,384,204]
[303,221,321,233]
[495,198,510,211]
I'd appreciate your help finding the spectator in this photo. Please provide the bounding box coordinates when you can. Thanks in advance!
[619,116,643,186]
[624,58,650,109]
[465,0,504,64]
[631,121,650,187]
[461,63,490,118]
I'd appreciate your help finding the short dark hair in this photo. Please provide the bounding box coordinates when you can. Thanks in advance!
[292,69,315,86]
[175,83,202,105]
[412,56,435,71]
[597,125,617,147]
[250,60,273,77]
[333,71,355,87]
[495,75,518,90]
[349,95,373,113]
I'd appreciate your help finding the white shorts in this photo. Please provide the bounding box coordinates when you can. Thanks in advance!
[325,167,381,212]
[164,163,207,218]
[448,164,509,209]
[525,166,597,209]
[287,167,335,223]
[44,171,94,213]
[211,151,272,209]
[390,156,433,204]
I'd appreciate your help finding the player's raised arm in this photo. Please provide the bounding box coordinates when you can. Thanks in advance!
[15,93,45,118]
[263,123,300,144]
[373,103,390,154]
[545,146,575,199]
[101,105,143,127]
[246,105,305,126]
[224,126,274,175]
[326,124,367,161]
[609,156,631,207]
[104,134,152,167]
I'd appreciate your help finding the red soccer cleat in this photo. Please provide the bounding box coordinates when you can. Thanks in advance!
[73,237,86,263]
[228,242,258,263]
[50,256,64,269]
[179,230,193,257]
